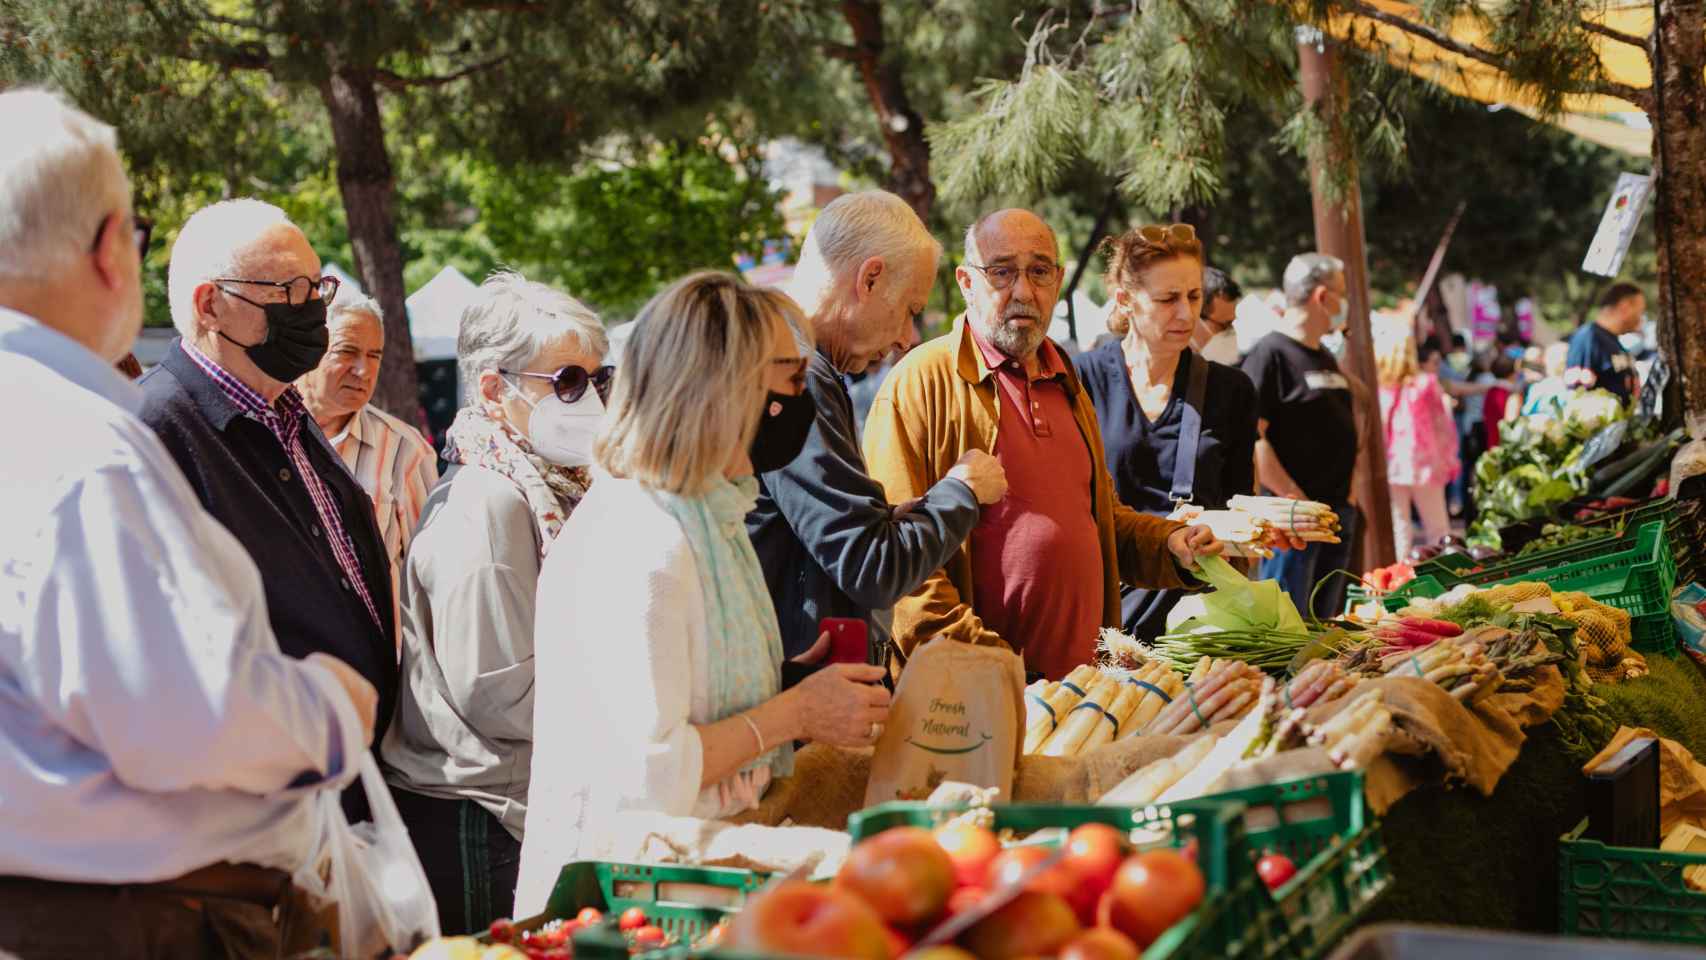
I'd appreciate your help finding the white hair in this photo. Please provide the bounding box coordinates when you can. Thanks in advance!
[166,198,292,337]
[1282,252,1345,307]
[328,284,384,328]
[0,89,131,281]
[791,190,940,305]
[457,270,607,394]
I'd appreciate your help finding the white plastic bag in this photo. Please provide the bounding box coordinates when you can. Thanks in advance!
[295,754,441,958]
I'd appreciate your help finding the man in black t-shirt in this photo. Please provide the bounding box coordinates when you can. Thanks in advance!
[1566,282,1642,404]
[1242,252,1361,618]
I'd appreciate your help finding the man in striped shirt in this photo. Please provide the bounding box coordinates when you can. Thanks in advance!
[138,199,399,774]
[297,287,439,646]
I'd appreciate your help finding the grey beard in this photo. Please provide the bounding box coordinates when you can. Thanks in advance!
[987,314,1046,360]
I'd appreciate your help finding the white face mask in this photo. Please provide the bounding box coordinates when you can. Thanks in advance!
[1201,327,1240,365]
[1328,293,1350,331]
[511,380,604,467]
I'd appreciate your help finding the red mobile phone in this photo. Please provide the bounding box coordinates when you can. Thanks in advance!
[818,617,870,665]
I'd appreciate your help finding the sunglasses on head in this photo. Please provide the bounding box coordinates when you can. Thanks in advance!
[501,364,615,404]
[1135,223,1199,247]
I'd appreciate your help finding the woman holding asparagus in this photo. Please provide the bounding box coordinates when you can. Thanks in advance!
[1073,224,1270,637]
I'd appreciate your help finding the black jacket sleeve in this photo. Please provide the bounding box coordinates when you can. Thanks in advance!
[762,365,981,612]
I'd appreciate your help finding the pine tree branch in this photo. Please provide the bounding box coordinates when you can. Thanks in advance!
[1577,17,1649,52]
[373,55,509,90]
[1331,0,1651,110]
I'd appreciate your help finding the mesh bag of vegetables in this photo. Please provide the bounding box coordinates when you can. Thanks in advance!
[1554,590,1644,682]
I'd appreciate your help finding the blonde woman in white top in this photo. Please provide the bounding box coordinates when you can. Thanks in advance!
[516,272,891,914]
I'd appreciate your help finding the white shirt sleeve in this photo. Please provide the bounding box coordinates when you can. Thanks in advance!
[16,461,359,796]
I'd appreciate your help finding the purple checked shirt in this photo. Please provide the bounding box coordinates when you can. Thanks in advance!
[181,341,384,630]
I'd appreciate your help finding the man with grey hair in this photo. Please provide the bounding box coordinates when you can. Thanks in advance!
[297,287,440,642]
[139,198,399,788]
[0,89,374,956]
[1241,251,1361,616]
[747,190,1007,665]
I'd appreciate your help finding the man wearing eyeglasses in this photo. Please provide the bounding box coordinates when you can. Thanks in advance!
[137,199,399,793]
[863,209,1222,681]
[0,90,374,957]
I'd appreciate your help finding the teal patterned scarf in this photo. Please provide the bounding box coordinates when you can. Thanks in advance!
[649,476,793,779]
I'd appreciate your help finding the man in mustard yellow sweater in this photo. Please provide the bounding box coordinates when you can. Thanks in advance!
[863,208,1221,680]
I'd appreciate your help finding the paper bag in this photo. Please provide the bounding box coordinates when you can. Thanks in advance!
[863,636,1025,807]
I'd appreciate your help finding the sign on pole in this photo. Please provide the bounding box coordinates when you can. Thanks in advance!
[1582,172,1653,277]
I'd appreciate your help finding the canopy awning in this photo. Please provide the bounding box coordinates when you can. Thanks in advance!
[1326,1,1675,156]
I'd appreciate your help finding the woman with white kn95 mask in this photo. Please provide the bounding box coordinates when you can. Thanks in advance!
[380,269,611,934]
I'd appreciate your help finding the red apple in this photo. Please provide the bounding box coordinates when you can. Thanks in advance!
[1059,927,1142,960]
[729,881,891,960]
[958,891,1080,960]
[935,823,1002,889]
[1105,850,1205,948]
[837,826,957,928]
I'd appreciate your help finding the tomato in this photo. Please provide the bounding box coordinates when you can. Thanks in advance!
[946,885,988,916]
[632,925,667,949]
[836,826,956,928]
[618,908,648,932]
[576,908,603,925]
[1104,849,1205,948]
[984,846,1073,898]
[1063,823,1127,897]
[1256,853,1298,890]
[934,822,1001,889]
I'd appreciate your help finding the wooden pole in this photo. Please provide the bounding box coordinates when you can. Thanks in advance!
[1297,26,1396,571]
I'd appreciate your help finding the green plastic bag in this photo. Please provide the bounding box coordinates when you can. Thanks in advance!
[1164,554,1308,636]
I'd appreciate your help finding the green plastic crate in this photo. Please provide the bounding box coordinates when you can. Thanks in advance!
[489,860,766,959]
[1353,519,1678,655]
[1559,818,1706,945]
[847,798,1265,959]
[1209,771,1391,960]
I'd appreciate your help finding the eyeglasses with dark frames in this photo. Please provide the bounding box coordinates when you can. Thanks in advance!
[965,261,1062,291]
[500,364,616,405]
[213,275,341,308]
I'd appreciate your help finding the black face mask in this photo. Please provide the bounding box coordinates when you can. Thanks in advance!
[751,389,816,473]
[217,295,330,383]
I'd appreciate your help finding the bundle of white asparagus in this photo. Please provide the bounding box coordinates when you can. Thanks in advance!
[1167,506,1276,559]
[1227,495,1342,545]
[1336,632,1502,703]
[1141,656,1265,736]
[1023,661,1185,756]
[1244,678,1392,770]
[1282,660,1360,710]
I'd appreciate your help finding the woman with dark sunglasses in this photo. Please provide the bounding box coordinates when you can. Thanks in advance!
[380,270,609,934]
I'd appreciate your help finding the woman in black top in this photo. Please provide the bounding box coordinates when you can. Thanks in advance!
[1073,223,1261,637]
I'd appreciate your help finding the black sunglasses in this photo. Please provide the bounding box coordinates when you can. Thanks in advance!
[91,212,153,259]
[501,364,615,405]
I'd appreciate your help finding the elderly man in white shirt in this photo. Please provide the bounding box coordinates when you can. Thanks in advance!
[0,89,378,958]
[297,287,440,642]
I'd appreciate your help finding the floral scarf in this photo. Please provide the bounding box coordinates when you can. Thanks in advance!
[442,406,590,557]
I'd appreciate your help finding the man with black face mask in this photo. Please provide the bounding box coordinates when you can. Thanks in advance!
[138,199,398,783]
[747,191,1008,675]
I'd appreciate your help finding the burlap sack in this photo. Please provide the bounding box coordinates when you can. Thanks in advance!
[863,637,1025,808]
[1304,675,1533,814]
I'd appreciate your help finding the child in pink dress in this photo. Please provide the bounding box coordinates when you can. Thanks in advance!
[1377,326,1461,559]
